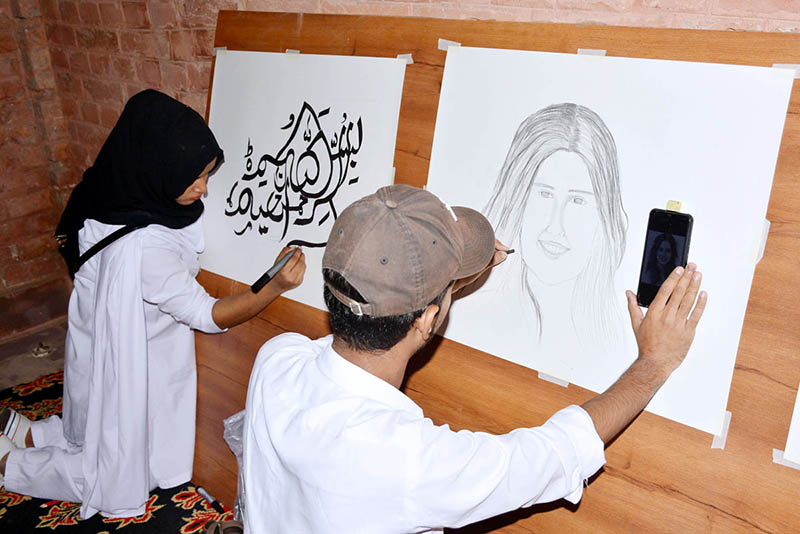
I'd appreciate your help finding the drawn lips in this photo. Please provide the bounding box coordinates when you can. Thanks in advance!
[538,239,569,258]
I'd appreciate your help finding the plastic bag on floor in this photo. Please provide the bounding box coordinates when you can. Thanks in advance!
[223,410,246,520]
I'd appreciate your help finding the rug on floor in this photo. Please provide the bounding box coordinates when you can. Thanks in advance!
[1,370,233,532]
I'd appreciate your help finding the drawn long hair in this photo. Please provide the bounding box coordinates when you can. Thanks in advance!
[485,103,627,347]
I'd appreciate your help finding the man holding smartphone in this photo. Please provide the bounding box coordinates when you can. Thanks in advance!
[241,185,707,533]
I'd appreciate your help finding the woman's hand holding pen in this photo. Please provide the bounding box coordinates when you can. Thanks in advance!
[269,246,307,294]
[212,246,307,329]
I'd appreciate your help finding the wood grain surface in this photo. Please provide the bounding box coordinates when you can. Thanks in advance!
[193,11,800,532]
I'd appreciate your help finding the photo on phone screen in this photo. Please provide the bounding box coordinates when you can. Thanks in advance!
[637,209,693,307]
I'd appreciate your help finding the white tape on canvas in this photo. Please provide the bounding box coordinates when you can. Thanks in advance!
[772,64,800,78]
[438,38,461,51]
[577,48,607,56]
[773,449,800,470]
[711,411,732,449]
[538,372,569,388]
[755,219,771,264]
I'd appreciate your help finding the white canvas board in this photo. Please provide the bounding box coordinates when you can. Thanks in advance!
[784,387,800,464]
[426,46,793,435]
[201,50,405,310]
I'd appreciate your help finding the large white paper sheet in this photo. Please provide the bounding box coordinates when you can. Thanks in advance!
[784,387,800,464]
[201,50,405,310]
[427,46,793,435]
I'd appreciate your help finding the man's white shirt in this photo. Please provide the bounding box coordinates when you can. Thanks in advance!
[243,333,605,533]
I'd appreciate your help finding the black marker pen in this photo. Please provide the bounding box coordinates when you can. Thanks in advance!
[251,247,299,294]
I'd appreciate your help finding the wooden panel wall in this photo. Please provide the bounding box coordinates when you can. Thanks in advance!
[194,11,800,532]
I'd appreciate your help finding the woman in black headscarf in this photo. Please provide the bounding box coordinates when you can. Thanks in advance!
[0,90,305,519]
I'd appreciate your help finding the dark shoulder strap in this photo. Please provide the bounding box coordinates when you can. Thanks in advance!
[74,223,149,274]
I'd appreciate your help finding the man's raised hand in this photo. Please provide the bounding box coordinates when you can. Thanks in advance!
[626,263,708,378]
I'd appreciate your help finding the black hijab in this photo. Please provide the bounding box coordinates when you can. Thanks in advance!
[56,89,223,276]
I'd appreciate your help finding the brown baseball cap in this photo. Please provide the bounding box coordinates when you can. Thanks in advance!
[322,184,495,317]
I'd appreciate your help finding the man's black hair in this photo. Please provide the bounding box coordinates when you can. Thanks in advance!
[323,268,450,352]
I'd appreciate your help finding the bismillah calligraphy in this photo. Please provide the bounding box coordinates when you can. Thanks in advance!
[224,102,363,247]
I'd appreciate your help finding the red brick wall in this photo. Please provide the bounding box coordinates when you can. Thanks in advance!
[0,0,67,292]
[1,0,798,293]
[0,0,233,292]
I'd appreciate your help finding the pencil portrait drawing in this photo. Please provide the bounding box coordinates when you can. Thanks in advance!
[484,103,628,352]
[425,46,793,433]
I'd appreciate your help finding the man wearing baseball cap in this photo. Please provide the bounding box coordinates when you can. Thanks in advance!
[241,184,706,533]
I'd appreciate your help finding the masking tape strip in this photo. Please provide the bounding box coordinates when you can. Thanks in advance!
[538,371,569,388]
[212,46,227,56]
[710,410,732,449]
[666,200,682,212]
[773,449,800,471]
[438,38,461,51]
[285,49,300,54]
[397,53,414,65]
[772,64,800,78]
[756,219,770,265]
[577,48,606,56]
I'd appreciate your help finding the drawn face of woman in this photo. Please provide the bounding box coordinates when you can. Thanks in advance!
[520,151,600,286]
[656,240,672,266]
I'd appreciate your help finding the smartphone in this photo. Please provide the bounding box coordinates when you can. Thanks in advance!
[636,208,693,307]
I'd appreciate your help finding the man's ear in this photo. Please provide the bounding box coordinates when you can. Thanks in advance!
[414,304,440,341]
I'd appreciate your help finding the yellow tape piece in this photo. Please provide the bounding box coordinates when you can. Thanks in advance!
[666,200,682,212]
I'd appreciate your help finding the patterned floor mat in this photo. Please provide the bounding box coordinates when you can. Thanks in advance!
[0,370,233,532]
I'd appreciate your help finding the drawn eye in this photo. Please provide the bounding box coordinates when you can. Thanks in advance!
[380,256,389,265]
[338,229,344,238]
[538,190,554,199]
[432,239,438,246]
[569,196,587,206]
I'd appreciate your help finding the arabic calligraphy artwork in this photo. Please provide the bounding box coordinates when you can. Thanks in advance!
[201,50,406,310]
[223,103,363,246]
[426,46,792,435]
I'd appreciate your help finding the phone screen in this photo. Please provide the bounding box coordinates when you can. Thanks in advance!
[637,209,693,307]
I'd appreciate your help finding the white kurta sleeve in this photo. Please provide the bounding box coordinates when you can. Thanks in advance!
[140,244,224,334]
[410,404,605,529]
